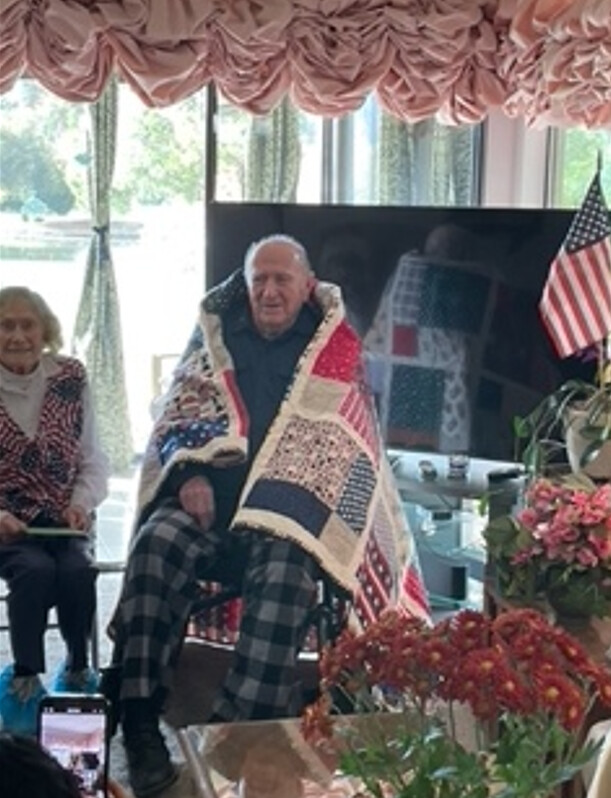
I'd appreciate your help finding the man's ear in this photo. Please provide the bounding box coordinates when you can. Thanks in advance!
[306,274,317,295]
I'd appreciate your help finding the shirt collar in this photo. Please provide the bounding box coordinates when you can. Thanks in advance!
[0,353,60,393]
[226,301,320,340]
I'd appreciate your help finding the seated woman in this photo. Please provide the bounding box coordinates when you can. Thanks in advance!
[0,287,109,735]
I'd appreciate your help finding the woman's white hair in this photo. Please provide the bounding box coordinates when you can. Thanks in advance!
[0,286,63,353]
[243,234,313,280]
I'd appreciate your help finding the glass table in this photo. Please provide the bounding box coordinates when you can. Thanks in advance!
[175,716,363,798]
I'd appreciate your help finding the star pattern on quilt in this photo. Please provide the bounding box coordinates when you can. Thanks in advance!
[262,416,362,508]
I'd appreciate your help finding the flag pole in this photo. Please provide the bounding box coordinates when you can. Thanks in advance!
[601,149,611,388]
[596,147,611,387]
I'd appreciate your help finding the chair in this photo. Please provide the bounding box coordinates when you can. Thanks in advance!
[163,578,350,798]
[90,558,126,671]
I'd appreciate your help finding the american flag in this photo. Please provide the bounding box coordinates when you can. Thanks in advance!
[539,171,611,359]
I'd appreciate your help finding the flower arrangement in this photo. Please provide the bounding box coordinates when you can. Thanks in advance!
[484,474,611,618]
[302,607,611,798]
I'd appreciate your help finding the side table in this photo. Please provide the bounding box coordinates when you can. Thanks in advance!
[175,716,359,798]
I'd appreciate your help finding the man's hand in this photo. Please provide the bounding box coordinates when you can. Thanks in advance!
[63,504,90,531]
[0,510,26,543]
[178,476,215,530]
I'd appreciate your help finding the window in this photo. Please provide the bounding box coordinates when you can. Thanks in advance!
[0,81,206,461]
[1,80,480,479]
[549,128,611,207]
[214,92,481,206]
[0,79,483,611]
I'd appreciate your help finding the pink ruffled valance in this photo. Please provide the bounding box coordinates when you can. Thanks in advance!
[1,0,610,127]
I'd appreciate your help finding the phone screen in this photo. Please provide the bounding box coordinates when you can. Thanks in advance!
[38,696,109,798]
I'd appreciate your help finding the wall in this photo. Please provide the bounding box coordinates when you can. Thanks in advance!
[481,111,551,209]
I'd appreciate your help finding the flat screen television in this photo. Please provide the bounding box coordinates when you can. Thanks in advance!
[205,202,594,464]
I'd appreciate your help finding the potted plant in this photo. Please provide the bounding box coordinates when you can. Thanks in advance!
[523,164,611,480]
[513,368,611,478]
[302,607,611,798]
[483,473,611,620]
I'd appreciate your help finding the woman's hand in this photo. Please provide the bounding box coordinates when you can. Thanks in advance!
[0,510,26,542]
[178,476,215,530]
[63,504,90,531]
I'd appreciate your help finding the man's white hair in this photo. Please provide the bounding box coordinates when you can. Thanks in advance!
[243,234,313,278]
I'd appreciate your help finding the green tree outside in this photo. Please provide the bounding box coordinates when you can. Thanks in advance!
[555,129,611,207]
[0,128,75,214]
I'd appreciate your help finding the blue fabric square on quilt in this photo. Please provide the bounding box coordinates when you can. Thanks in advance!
[388,364,444,434]
[336,454,376,534]
[243,478,331,537]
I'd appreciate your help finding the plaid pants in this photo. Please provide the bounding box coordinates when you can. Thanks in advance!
[113,502,320,720]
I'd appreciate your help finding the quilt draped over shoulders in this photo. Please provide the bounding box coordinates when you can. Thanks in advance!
[137,270,430,633]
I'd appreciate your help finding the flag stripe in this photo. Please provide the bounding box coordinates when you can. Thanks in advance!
[539,172,611,359]
[545,258,588,353]
[542,249,611,356]
[559,245,611,346]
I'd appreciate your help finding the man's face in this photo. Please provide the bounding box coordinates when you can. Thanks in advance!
[246,242,314,338]
[0,298,45,374]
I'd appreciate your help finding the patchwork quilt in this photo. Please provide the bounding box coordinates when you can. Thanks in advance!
[365,251,491,453]
[136,270,430,640]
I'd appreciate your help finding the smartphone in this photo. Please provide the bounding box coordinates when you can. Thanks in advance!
[37,694,110,798]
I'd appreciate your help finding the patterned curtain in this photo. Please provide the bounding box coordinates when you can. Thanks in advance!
[245,98,300,202]
[377,113,475,205]
[72,76,133,474]
[377,115,432,205]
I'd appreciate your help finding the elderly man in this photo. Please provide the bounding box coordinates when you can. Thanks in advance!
[107,234,429,798]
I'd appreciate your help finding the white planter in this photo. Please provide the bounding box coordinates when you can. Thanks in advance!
[564,406,611,479]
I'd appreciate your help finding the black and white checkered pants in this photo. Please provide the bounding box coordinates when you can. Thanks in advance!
[112,501,320,721]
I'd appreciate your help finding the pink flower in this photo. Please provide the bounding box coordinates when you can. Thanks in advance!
[510,479,611,598]
[575,549,599,568]
[517,507,539,527]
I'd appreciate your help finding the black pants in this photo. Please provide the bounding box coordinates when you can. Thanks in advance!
[0,536,97,674]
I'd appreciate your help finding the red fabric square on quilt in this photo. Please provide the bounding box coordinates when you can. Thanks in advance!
[392,325,418,356]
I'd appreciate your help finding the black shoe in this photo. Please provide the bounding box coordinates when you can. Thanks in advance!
[124,720,178,797]
[98,664,122,737]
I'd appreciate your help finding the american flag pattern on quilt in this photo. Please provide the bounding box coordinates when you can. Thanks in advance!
[137,270,430,639]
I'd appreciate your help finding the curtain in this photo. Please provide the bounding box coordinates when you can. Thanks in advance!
[1,2,610,129]
[377,114,476,205]
[378,117,440,205]
[72,76,133,474]
[377,115,418,206]
[245,98,300,202]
